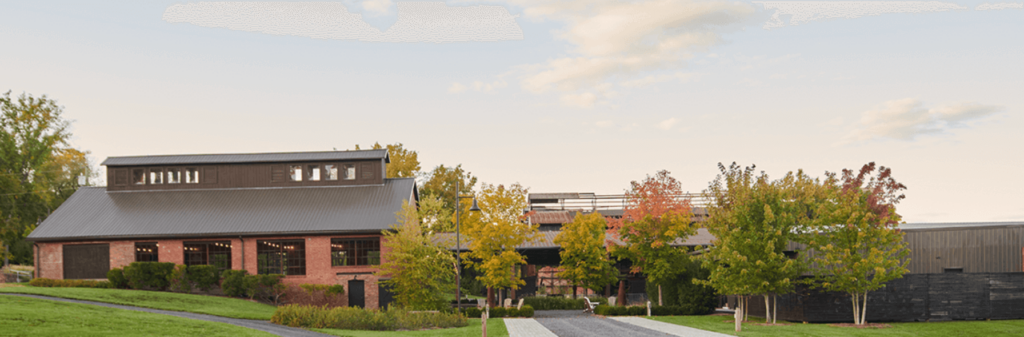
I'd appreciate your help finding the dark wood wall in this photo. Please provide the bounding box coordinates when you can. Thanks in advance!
[904,226,1024,274]
[106,160,382,191]
[743,273,1024,323]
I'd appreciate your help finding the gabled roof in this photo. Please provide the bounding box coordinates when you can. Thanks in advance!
[101,149,389,166]
[28,178,416,242]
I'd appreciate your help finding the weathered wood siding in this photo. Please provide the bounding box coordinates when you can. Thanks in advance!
[904,226,1024,274]
[106,160,382,191]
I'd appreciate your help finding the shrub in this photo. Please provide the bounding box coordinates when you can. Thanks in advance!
[220,270,249,297]
[644,261,717,315]
[123,262,174,290]
[107,268,128,289]
[29,278,111,288]
[521,296,607,310]
[187,265,220,291]
[242,274,286,304]
[272,305,468,331]
[169,264,191,293]
[461,307,483,318]
[460,305,534,318]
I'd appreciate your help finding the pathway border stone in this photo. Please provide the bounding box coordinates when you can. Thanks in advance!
[610,316,733,337]
[1,293,330,337]
[504,317,558,337]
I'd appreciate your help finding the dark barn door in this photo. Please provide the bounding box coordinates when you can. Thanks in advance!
[378,281,395,310]
[63,244,109,279]
[348,280,365,308]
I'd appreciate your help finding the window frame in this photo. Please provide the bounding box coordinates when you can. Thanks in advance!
[132,168,146,185]
[330,237,381,267]
[135,242,159,262]
[166,168,181,184]
[324,164,339,181]
[306,164,320,181]
[256,239,306,276]
[289,165,303,182]
[344,165,356,181]
[184,167,200,184]
[183,241,233,272]
[149,168,164,185]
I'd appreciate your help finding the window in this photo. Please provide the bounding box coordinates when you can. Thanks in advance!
[149,169,163,184]
[325,165,338,181]
[331,238,380,266]
[133,169,145,185]
[307,165,320,181]
[944,267,964,273]
[257,240,305,275]
[183,241,232,271]
[290,165,302,181]
[135,242,158,262]
[185,168,200,184]
[166,169,181,184]
[345,165,356,180]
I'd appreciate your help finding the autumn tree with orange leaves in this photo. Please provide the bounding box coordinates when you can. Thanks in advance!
[609,170,697,305]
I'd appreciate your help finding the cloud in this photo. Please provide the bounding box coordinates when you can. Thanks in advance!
[755,1,968,29]
[561,92,598,108]
[362,0,394,15]
[845,98,1002,142]
[594,120,614,128]
[657,117,678,130]
[620,72,695,88]
[448,82,467,93]
[975,2,1024,10]
[162,2,523,43]
[505,0,755,107]
[448,79,507,93]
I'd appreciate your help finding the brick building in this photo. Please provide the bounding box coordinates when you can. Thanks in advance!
[28,149,415,309]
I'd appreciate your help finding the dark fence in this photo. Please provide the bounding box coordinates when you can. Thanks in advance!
[741,273,1024,323]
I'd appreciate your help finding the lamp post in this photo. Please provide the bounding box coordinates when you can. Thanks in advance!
[454,178,480,309]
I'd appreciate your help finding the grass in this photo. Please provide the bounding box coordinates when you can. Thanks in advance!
[651,315,1024,337]
[314,318,508,337]
[0,295,274,337]
[0,285,277,320]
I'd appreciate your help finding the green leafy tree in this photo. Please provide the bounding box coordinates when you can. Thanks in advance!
[419,164,477,232]
[554,212,618,297]
[698,163,823,324]
[0,91,92,267]
[376,201,456,310]
[608,170,697,306]
[808,162,910,326]
[354,142,420,178]
[461,182,537,307]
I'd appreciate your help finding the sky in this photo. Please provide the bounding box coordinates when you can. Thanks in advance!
[1,0,1021,223]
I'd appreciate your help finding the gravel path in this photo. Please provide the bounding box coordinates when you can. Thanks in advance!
[0,293,330,337]
[532,310,674,337]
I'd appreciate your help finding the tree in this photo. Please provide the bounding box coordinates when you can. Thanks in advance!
[554,212,618,297]
[419,164,477,232]
[608,170,697,306]
[354,142,420,178]
[460,182,537,307]
[0,91,92,268]
[808,162,910,326]
[698,163,823,324]
[375,201,456,310]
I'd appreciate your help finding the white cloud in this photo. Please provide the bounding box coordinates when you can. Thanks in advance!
[620,72,695,88]
[975,2,1024,10]
[594,120,614,128]
[657,117,678,130]
[755,1,968,29]
[362,0,394,15]
[845,98,1002,142]
[561,92,598,108]
[163,2,523,43]
[448,82,467,93]
[507,0,755,107]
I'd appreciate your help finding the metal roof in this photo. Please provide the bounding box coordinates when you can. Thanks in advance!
[899,221,1024,231]
[101,149,389,166]
[28,179,416,242]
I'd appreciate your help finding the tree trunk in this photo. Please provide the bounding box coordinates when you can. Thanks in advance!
[604,284,611,297]
[658,284,663,306]
[764,294,771,324]
[572,284,577,299]
[851,293,859,325]
[860,292,868,326]
[734,297,742,332]
[744,296,749,322]
[772,294,777,324]
[3,244,8,272]
[617,280,626,306]
[487,287,494,308]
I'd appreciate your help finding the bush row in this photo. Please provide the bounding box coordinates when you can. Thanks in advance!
[593,304,707,316]
[29,278,111,288]
[521,296,607,310]
[272,305,469,331]
[460,305,534,318]
[104,262,288,304]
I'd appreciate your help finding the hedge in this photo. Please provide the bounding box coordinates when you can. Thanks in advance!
[188,265,220,291]
[29,278,111,288]
[273,305,469,330]
[594,304,707,316]
[123,262,175,290]
[220,270,249,297]
[106,268,128,289]
[521,296,607,310]
[460,305,534,318]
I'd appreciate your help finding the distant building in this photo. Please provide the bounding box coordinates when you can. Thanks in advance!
[28,149,415,309]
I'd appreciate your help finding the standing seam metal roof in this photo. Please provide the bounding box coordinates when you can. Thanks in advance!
[28,178,416,242]
[100,149,389,166]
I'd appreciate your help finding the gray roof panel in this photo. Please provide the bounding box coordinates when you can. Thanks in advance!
[28,179,415,241]
[101,149,389,166]
[899,221,1024,231]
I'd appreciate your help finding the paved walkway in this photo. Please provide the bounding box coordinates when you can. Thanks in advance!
[0,293,330,337]
[504,318,558,337]
[530,310,673,337]
[610,317,733,337]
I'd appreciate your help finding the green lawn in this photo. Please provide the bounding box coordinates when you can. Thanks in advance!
[0,295,274,337]
[651,315,1024,337]
[315,318,508,337]
[0,285,276,320]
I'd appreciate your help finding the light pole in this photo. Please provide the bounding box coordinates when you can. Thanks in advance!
[454,178,480,309]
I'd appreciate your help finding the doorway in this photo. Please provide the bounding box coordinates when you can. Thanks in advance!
[348,280,365,308]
